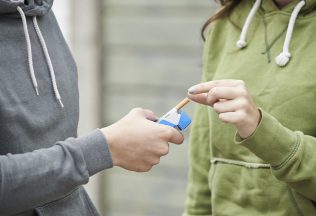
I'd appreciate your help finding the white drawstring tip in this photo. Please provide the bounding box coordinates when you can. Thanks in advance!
[236,40,247,49]
[275,52,291,67]
[58,99,64,108]
[35,87,39,96]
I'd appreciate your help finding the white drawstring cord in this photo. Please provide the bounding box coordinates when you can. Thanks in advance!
[236,0,261,49]
[275,0,305,67]
[17,6,64,108]
[17,6,39,96]
[33,17,64,108]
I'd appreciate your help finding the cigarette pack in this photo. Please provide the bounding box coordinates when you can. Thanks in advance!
[158,108,191,131]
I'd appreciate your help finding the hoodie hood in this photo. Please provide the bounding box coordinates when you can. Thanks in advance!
[0,0,54,16]
[260,0,316,14]
[302,0,316,13]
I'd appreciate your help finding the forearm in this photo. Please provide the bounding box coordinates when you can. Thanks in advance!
[0,129,112,215]
[235,109,316,200]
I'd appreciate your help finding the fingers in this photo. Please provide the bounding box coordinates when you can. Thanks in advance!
[188,79,245,94]
[188,79,260,138]
[188,86,246,107]
[130,107,158,121]
[165,127,184,144]
[143,109,158,121]
[213,97,248,114]
[207,86,244,105]
[129,107,185,145]
[187,93,208,105]
[155,143,169,156]
[218,111,247,125]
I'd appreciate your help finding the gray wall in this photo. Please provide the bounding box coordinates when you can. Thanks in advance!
[101,1,217,215]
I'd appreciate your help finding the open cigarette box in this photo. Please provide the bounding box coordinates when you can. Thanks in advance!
[158,98,192,131]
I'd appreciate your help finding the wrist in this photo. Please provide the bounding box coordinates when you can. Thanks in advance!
[101,126,119,166]
[237,109,262,139]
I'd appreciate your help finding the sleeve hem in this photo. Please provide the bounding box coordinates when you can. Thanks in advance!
[234,109,299,166]
[75,129,113,176]
[272,132,301,170]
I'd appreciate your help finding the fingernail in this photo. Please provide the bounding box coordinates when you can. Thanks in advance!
[188,86,196,94]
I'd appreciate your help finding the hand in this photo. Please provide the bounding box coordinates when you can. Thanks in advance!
[188,79,261,138]
[101,108,184,172]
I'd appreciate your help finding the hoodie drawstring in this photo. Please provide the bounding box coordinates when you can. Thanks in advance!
[33,17,64,108]
[17,6,39,96]
[17,6,64,108]
[275,0,306,67]
[236,0,262,49]
[237,0,306,67]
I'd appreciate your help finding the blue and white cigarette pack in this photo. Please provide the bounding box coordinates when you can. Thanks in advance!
[158,108,191,131]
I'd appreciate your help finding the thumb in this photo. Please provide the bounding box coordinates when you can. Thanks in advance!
[142,109,158,121]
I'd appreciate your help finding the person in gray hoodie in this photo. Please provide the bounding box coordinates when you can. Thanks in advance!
[0,1,184,215]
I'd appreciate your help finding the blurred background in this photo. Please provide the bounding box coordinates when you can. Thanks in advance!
[53,0,217,215]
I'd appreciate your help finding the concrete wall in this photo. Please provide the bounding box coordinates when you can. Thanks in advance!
[53,0,217,215]
[101,1,216,215]
[53,0,104,213]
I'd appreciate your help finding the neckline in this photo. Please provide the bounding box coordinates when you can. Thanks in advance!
[261,0,300,13]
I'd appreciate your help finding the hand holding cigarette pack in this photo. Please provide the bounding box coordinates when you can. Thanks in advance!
[158,98,192,131]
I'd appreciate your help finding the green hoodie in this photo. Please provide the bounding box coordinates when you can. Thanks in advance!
[184,0,316,215]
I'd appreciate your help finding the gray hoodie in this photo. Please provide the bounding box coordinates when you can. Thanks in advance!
[0,0,113,215]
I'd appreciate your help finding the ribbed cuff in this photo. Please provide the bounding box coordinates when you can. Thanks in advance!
[75,129,113,176]
[234,109,300,167]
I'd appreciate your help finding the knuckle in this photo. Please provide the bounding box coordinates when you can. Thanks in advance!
[200,83,207,90]
[138,167,146,172]
[145,165,153,172]
[209,87,218,96]
[145,109,155,116]
[140,163,152,172]
[239,97,249,108]
[152,158,160,165]
[164,128,174,140]
[179,134,184,144]
[236,82,249,99]
[213,102,221,113]
[213,80,220,86]
[240,110,248,119]
[237,80,245,86]
[218,113,229,123]
[206,95,213,105]
[238,87,248,97]
[160,145,169,155]
[135,167,142,172]
[131,107,143,113]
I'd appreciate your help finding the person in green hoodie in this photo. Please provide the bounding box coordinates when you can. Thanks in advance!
[183,0,316,215]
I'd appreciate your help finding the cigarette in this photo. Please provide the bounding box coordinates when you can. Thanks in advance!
[175,97,190,110]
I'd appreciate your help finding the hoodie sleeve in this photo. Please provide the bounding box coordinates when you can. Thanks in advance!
[235,109,316,201]
[0,129,113,215]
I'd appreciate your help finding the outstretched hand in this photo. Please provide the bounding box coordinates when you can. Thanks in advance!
[101,108,184,172]
[188,79,261,139]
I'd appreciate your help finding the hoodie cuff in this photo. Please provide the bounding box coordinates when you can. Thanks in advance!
[234,109,300,167]
[75,129,113,176]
